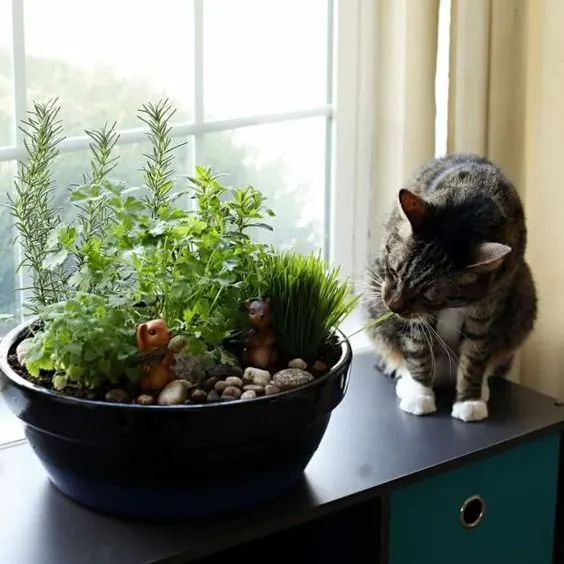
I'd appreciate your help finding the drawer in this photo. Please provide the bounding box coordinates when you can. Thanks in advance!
[388,433,560,564]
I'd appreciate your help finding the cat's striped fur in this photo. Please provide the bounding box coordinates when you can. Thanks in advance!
[361,153,537,422]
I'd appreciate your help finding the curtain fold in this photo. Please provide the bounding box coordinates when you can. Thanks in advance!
[369,0,440,250]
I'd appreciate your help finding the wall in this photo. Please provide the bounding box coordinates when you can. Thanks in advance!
[520,0,564,399]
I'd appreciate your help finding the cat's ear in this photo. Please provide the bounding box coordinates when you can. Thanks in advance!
[467,242,512,273]
[398,188,430,231]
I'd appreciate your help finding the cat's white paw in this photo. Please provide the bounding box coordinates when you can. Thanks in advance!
[451,400,488,422]
[396,375,436,416]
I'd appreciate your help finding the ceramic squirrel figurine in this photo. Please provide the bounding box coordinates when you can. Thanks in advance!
[242,298,278,371]
[136,319,176,392]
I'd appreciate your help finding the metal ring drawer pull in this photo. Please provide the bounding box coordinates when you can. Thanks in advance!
[460,495,486,529]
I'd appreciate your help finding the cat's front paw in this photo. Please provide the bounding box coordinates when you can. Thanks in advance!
[451,400,488,422]
[396,376,436,416]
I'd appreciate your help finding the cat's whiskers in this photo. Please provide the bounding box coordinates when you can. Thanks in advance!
[418,320,436,383]
[425,320,459,371]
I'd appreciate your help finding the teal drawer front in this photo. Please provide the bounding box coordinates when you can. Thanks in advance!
[389,433,561,564]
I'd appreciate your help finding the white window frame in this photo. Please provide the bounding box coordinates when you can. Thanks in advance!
[1,0,374,281]
[0,0,375,446]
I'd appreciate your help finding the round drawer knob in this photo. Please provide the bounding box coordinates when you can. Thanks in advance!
[460,495,486,529]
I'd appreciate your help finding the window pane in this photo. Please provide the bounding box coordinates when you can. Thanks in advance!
[0,0,14,146]
[24,0,194,136]
[203,0,329,119]
[0,161,19,335]
[200,117,326,254]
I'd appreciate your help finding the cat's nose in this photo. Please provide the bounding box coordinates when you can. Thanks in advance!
[385,295,407,314]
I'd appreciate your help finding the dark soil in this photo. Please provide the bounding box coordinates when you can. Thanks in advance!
[7,332,344,405]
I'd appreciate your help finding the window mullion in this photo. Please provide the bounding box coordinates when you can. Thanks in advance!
[323,0,335,262]
[193,0,204,168]
[11,0,27,148]
[11,0,29,322]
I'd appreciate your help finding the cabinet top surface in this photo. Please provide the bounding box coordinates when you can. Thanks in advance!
[2,351,563,564]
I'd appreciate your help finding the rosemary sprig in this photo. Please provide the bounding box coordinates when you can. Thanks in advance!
[7,99,67,311]
[138,99,186,218]
[71,123,121,271]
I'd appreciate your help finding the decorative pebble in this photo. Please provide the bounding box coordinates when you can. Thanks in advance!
[264,384,281,395]
[243,384,264,395]
[190,388,207,403]
[243,367,271,387]
[202,376,219,391]
[272,368,314,390]
[157,379,191,405]
[168,334,188,353]
[207,389,220,402]
[136,394,154,405]
[105,389,130,403]
[313,360,328,372]
[206,364,243,379]
[222,385,242,399]
[241,390,257,400]
[214,380,229,393]
[225,376,243,388]
[288,358,308,370]
[16,338,33,367]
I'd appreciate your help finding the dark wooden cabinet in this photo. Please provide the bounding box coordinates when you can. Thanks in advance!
[2,351,564,564]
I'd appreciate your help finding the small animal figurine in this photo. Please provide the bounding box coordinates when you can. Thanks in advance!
[136,319,176,392]
[241,298,278,371]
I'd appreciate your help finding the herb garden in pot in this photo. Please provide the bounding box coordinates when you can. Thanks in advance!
[0,99,387,520]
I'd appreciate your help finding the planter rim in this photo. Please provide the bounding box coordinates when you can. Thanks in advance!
[0,318,353,412]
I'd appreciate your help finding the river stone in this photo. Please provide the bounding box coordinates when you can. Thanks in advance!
[264,384,281,395]
[105,388,130,403]
[222,385,242,399]
[168,334,188,353]
[288,358,307,370]
[190,388,207,403]
[243,367,271,387]
[243,384,264,395]
[241,390,256,400]
[214,380,229,393]
[207,389,220,402]
[312,360,328,372]
[272,368,314,390]
[225,376,243,388]
[157,379,191,405]
[136,393,154,405]
[16,338,33,367]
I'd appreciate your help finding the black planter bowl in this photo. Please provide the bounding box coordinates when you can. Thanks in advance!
[0,320,353,521]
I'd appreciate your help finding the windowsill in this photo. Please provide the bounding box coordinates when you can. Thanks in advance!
[0,308,373,449]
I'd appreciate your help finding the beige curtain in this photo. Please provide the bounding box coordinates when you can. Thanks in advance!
[447,0,564,398]
[370,0,564,398]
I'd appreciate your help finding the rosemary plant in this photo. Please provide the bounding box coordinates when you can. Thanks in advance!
[7,99,67,312]
[138,99,186,217]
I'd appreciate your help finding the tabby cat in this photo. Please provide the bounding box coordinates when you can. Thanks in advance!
[361,153,537,422]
